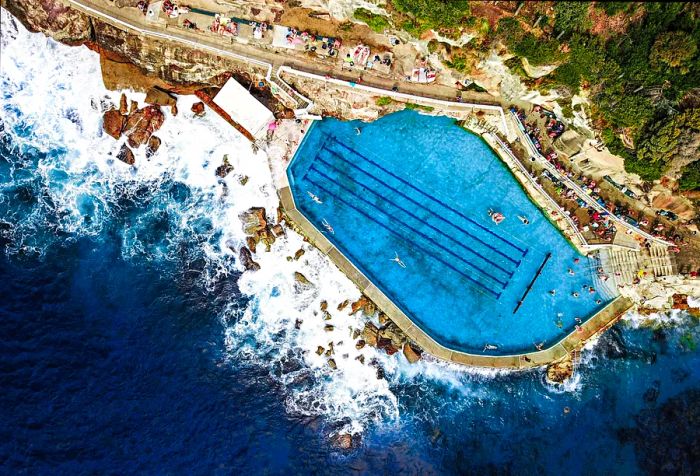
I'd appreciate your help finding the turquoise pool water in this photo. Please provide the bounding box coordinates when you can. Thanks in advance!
[288,111,617,355]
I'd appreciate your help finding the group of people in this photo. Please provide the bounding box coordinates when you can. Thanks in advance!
[161,0,189,18]
[209,14,238,37]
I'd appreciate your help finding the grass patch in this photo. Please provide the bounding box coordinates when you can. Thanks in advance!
[405,103,435,112]
[353,8,391,33]
[464,82,487,93]
[375,96,394,106]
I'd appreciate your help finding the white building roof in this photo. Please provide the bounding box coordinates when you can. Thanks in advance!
[212,78,275,139]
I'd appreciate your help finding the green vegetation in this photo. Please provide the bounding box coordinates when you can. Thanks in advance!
[375,96,394,106]
[649,31,697,73]
[553,1,592,35]
[353,8,391,33]
[497,18,564,66]
[680,161,700,191]
[594,2,638,16]
[390,0,470,33]
[404,103,435,112]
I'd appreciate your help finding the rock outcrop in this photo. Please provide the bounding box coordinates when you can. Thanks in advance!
[239,246,260,272]
[546,353,574,384]
[146,135,161,158]
[102,109,125,139]
[145,86,177,107]
[215,155,234,178]
[124,105,165,148]
[191,101,206,117]
[403,343,422,364]
[116,143,135,165]
[3,0,93,44]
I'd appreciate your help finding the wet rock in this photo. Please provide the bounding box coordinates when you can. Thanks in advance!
[258,228,276,251]
[337,299,349,311]
[146,135,161,158]
[116,143,135,165]
[191,101,206,117]
[294,272,311,286]
[294,319,302,330]
[145,86,177,108]
[376,367,385,379]
[403,343,422,364]
[119,93,128,115]
[355,340,365,350]
[352,328,361,340]
[102,109,125,140]
[240,207,267,235]
[324,324,335,332]
[320,300,328,311]
[379,323,406,348]
[672,294,690,310]
[124,105,165,148]
[239,246,260,271]
[643,381,661,404]
[316,346,325,355]
[322,311,332,321]
[271,224,284,237]
[546,353,574,384]
[351,296,376,316]
[238,175,249,186]
[276,206,285,225]
[378,338,398,355]
[327,358,337,370]
[361,322,379,347]
[215,155,234,178]
[171,104,178,117]
[129,100,138,115]
[246,236,257,254]
[294,248,305,261]
[355,355,365,364]
[378,312,389,325]
[333,433,353,449]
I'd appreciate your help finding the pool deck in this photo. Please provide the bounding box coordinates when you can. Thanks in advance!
[278,184,633,369]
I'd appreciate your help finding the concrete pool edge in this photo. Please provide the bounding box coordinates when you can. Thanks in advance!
[278,184,633,369]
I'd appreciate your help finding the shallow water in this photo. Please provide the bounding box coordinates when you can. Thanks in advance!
[1,10,700,475]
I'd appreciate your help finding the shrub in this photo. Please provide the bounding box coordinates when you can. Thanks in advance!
[353,8,391,33]
[680,160,700,191]
[375,96,394,106]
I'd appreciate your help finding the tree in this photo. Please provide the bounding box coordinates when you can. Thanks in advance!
[603,94,654,129]
[636,108,700,174]
[391,0,470,32]
[650,31,698,73]
[679,160,700,191]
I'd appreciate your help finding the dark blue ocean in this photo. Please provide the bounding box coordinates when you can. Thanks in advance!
[1,9,699,475]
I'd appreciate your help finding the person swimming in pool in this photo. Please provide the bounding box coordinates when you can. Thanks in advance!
[355,127,362,135]
[307,191,323,204]
[321,218,335,234]
[390,251,406,268]
[518,215,530,225]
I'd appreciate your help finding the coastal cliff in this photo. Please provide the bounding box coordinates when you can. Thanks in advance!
[2,0,264,91]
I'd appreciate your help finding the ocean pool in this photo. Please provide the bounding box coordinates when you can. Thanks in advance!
[288,111,617,355]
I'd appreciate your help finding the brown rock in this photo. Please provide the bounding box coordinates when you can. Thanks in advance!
[672,294,690,310]
[355,355,365,364]
[239,175,249,186]
[403,343,421,364]
[124,105,165,148]
[246,236,257,254]
[361,322,379,347]
[171,104,178,116]
[337,299,350,311]
[316,346,325,355]
[191,101,206,117]
[129,100,138,114]
[546,354,574,384]
[145,86,177,107]
[146,135,161,158]
[294,272,311,285]
[327,358,337,370]
[116,143,135,165]
[119,93,128,115]
[351,296,376,316]
[322,311,332,320]
[379,323,406,348]
[294,248,305,261]
[324,324,335,332]
[378,312,389,325]
[102,109,125,140]
[378,338,398,355]
[355,340,365,350]
[271,224,284,237]
[239,246,260,271]
[240,207,267,234]
[320,300,328,311]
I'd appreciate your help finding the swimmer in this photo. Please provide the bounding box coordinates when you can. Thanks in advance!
[572,292,579,298]
[307,191,323,204]
[589,287,596,294]
[549,289,556,296]
[321,218,335,235]
[535,342,544,351]
[518,215,530,225]
[390,251,406,268]
[575,317,582,324]
[568,268,575,276]
[563,406,570,414]
[573,258,580,264]
[483,344,498,351]
[555,318,563,329]
[355,127,362,135]
[596,299,602,304]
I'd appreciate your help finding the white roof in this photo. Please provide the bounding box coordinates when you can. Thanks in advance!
[212,78,275,139]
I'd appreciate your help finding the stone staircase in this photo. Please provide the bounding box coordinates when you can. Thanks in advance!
[597,244,676,288]
[268,64,312,112]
